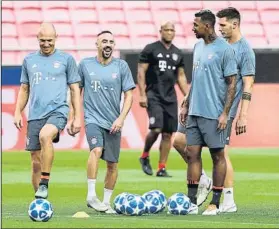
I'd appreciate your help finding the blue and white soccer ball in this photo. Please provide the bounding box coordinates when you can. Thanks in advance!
[142,191,163,214]
[149,190,167,212]
[122,194,146,216]
[113,192,130,214]
[167,193,191,215]
[28,199,53,222]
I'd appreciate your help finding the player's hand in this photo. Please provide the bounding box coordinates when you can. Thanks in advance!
[235,115,247,135]
[139,95,148,108]
[218,112,228,130]
[66,119,75,137]
[72,117,81,135]
[14,113,23,130]
[110,117,124,134]
[179,106,188,126]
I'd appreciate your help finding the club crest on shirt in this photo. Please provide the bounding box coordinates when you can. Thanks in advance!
[172,53,178,61]
[208,54,214,60]
[149,117,155,125]
[53,61,61,68]
[91,137,97,145]
[112,73,118,79]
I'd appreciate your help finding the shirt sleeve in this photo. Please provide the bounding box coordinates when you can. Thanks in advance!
[138,44,153,63]
[20,58,29,84]
[177,52,185,68]
[78,61,85,88]
[66,55,81,84]
[120,60,136,92]
[240,50,256,77]
[222,46,238,77]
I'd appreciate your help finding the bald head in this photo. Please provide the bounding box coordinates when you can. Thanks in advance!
[37,22,57,37]
[160,21,175,30]
[160,21,175,44]
[37,23,57,55]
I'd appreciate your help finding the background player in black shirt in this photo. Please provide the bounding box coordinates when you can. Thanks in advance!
[137,21,188,177]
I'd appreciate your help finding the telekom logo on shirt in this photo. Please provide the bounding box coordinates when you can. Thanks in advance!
[91,80,101,92]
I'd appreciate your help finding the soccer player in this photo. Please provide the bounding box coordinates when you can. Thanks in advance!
[180,10,237,215]
[13,23,81,199]
[174,110,213,207]
[138,21,188,177]
[75,31,135,213]
[216,7,255,212]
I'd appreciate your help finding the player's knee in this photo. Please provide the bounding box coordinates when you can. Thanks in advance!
[107,162,117,173]
[210,148,225,163]
[186,146,201,162]
[39,133,52,145]
[161,132,172,141]
[91,148,102,158]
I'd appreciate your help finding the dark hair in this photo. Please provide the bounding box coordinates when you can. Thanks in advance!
[195,9,216,27]
[97,30,113,37]
[216,7,241,22]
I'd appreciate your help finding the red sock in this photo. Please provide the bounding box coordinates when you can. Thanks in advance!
[141,152,149,159]
[158,163,165,170]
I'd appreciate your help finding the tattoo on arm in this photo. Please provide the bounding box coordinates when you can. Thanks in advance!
[223,75,237,115]
[242,92,252,101]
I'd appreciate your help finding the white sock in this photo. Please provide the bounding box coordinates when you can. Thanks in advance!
[103,188,113,204]
[223,188,234,205]
[87,179,96,200]
[201,169,207,177]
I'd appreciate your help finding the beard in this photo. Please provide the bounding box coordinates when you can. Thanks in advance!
[162,38,172,44]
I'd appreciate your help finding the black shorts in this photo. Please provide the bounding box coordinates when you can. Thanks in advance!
[147,100,178,133]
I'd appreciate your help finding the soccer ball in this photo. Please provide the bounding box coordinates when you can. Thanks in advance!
[122,194,146,216]
[167,193,191,215]
[28,199,53,222]
[142,191,162,214]
[149,190,167,212]
[113,192,130,214]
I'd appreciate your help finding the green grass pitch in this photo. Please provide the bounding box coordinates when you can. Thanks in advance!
[2,148,279,228]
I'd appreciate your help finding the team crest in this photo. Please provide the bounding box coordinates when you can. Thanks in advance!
[53,61,61,68]
[149,117,155,125]
[91,137,97,145]
[112,73,118,79]
[172,53,178,61]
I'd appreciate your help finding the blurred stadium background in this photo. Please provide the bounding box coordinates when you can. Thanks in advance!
[2,1,279,228]
[2,1,279,151]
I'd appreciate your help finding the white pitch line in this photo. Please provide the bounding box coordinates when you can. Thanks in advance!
[2,213,279,227]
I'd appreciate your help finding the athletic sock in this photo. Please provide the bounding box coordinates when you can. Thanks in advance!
[141,152,149,159]
[39,172,50,187]
[187,183,199,205]
[87,179,96,200]
[210,186,223,208]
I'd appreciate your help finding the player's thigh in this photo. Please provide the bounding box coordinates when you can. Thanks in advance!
[103,130,121,163]
[46,113,67,142]
[26,119,47,151]
[162,102,178,133]
[197,117,231,149]
[147,101,164,129]
[85,123,104,152]
[39,123,60,143]
[185,116,205,146]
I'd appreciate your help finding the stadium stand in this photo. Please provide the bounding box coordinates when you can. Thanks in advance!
[2,1,279,64]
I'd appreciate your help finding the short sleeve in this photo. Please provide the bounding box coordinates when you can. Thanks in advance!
[20,58,29,84]
[120,60,136,92]
[138,44,153,63]
[178,53,185,68]
[78,61,85,88]
[66,55,81,84]
[240,51,256,77]
[222,47,238,77]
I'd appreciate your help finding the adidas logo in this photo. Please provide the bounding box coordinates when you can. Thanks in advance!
[226,191,232,194]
